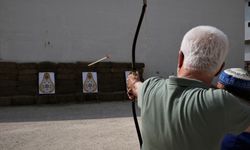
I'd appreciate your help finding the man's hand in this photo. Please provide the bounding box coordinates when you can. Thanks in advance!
[127,72,141,100]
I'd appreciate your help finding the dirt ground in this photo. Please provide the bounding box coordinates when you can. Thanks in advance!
[0,101,141,150]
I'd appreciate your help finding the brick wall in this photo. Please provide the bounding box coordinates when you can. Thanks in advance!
[0,62,144,106]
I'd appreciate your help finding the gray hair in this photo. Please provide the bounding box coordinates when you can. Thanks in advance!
[180,26,229,73]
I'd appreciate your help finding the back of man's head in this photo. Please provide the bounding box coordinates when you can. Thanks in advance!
[180,26,229,74]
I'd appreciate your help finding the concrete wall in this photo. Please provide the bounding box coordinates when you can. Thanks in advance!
[246,0,250,40]
[246,44,250,61]
[245,0,250,60]
[0,0,245,78]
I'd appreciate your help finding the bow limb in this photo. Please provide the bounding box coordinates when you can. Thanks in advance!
[131,0,147,148]
[132,2,147,71]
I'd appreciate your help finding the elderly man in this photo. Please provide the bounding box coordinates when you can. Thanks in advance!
[127,26,250,150]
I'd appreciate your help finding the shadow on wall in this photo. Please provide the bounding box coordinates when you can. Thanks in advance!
[0,101,140,123]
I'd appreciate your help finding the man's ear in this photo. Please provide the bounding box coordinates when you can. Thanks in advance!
[215,62,225,76]
[178,51,184,70]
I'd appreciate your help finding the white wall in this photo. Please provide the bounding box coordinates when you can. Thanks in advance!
[245,0,250,61]
[0,0,245,78]
[245,45,250,60]
[246,0,250,40]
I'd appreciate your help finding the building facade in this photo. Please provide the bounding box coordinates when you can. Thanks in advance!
[0,0,246,78]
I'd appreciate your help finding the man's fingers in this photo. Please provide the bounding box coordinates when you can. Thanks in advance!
[128,93,135,100]
[128,71,139,77]
[126,71,140,100]
[127,72,140,83]
[127,89,136,100]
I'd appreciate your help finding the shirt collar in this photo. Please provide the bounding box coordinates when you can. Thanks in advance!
[168,76,209,89]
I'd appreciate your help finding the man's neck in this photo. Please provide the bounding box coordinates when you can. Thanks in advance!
[177,69,214,86]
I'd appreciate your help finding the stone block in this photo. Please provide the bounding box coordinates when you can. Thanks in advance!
[18,63,37,69]
[0,97,12,106]
[57,74,76,80]
[76,62,97,71]
[84,93,99,102]
[0,73,17,80]
[57,63,76,69]
[0,62,17,69]
[18,69,38,75]
[0,68,18,74]
[18,74,37,81]
[56,86,77,94]
[36,95,57,104]
[75,93,86,103]
[98,91,125,101]
[0,80,17,87]
[0,88,17,96]
[38,62,57,71]
[56,94,76,103]
[17,86,37,95]
[112,62,130,68]
[12,96,36,105]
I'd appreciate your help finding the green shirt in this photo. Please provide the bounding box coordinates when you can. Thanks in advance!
[138,76,250,150]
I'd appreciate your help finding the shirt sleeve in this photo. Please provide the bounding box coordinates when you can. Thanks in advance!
[223,91,250,133]
[200,89,250,134]
[137,77,163,108]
